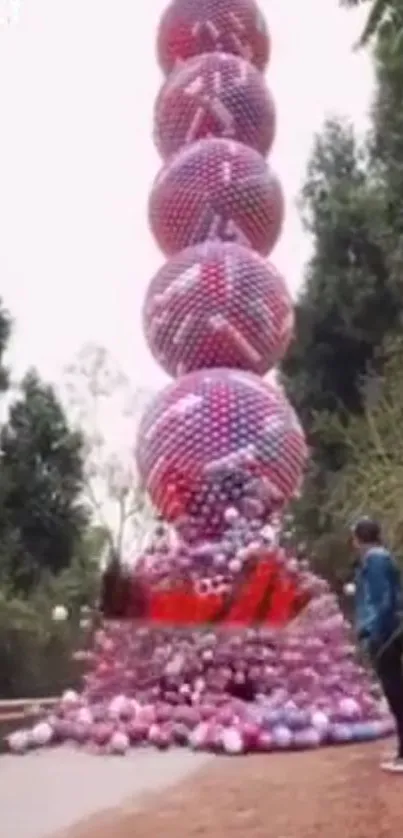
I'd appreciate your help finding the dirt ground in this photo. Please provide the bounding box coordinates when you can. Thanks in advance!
[58,742,403,838]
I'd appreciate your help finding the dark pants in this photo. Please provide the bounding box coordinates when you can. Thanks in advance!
[374,635,403,758]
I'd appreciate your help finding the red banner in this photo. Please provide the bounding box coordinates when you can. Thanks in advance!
[100,552,311,628]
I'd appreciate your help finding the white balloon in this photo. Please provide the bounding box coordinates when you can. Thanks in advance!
[272,725,293,749]
[61,690,79,706]
[221,727,244,755]
[224,507,240,523]
[311,711,330,737]
[52,604,68,622]
[32,722,53,747]
[109,731,129,754]
[8,729,30,753]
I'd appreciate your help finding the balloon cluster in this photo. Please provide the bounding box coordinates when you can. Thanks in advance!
[139,0,306,543]
[6,528,394,755]
[6,0,394,758]
[6,563,394,755]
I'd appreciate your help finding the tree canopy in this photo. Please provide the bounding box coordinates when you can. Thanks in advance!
[0,370,88,592]
[281,119,397,467]
[0,299,12,395]
[282,6,403,566]
[328,336,403,549]
[340,0,398,48]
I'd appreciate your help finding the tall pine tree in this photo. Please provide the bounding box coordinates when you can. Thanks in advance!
[340,0,396,48]
[0,298,12,395]
[282,119,395,459]
[0,371,87,592]
[282,12,403,550]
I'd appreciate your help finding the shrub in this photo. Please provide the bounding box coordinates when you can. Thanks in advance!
[0,589,93,699]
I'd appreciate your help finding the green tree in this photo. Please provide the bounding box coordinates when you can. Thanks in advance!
[283,10,403,570]
[282,118,396,458]
[48,524,109,615]
[0,588,89,699]
[0,298,12,395]
[340,0,398,48]
[371,7,403,260]
[280,123,402,553]
[0,370,87,592]
[329,336,403,553]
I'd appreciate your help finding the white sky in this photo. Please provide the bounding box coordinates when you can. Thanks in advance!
[0,0,373,392]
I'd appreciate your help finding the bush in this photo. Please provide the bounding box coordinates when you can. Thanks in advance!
[0,589,93,699]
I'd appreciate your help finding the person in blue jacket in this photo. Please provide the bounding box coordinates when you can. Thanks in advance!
[352,517,403,772]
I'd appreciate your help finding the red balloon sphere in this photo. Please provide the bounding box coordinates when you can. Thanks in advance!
[148,138,284,257]
[154,52,276,161]
[157,0,270,76]
[136,368,306,537]
[143,241,294,377]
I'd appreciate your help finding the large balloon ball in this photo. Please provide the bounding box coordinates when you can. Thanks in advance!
[157,0,270,76]
[143,241,294,377]
[136,368,306,537]
[154,52,276,161]
[148,138,284,257]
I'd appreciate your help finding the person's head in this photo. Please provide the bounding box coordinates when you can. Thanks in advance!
[351,516,382,556]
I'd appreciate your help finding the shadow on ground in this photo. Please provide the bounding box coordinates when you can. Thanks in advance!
[59,742,402,838]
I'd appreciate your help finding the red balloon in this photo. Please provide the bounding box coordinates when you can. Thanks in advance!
[148,137,284,257]
[157,0,270,76]
[154,52,276,161]
[136,368,306,536]
[143,241,294,377]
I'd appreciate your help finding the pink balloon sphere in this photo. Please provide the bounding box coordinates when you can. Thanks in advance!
[143,241,294,377]
[136,368,306,536]
[154,52,276,160]
[157,0,270,76]
[148,138,284,258]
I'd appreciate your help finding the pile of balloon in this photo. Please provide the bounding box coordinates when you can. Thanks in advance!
[7,0,394,756]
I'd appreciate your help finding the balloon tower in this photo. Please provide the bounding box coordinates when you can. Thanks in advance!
[6,0,395,757]
[140,0,305,547]
[130,0,313,630]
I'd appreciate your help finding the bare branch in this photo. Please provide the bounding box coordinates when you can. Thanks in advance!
[60,343,156,559]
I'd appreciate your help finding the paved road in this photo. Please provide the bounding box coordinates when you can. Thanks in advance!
[0,747,211,838]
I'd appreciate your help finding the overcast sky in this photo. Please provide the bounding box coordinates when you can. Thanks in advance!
[0,0,373,392]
